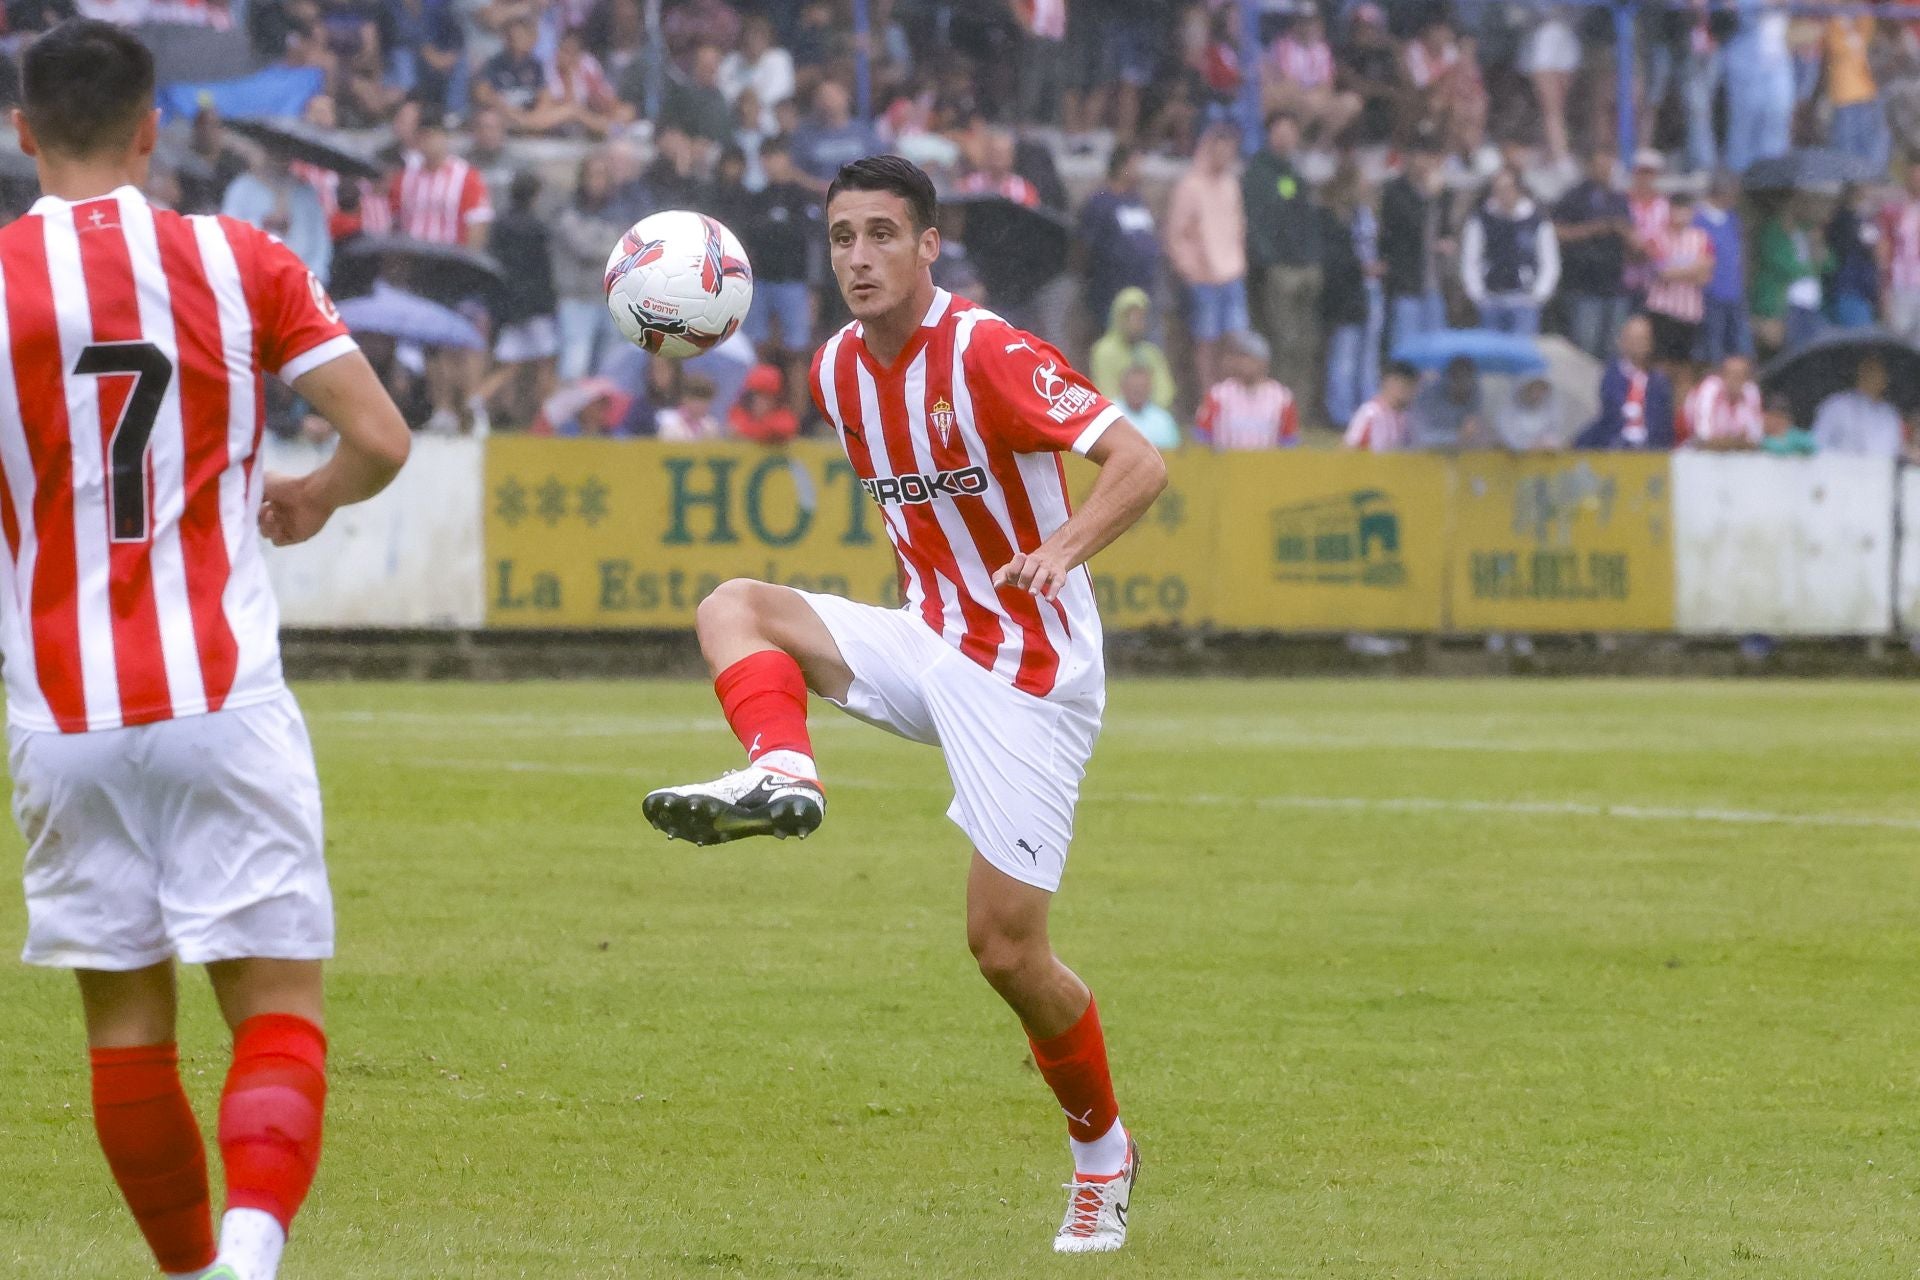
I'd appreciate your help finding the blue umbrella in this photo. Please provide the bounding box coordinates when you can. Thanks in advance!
[336,283,485,352]
[1392,329,1548,377]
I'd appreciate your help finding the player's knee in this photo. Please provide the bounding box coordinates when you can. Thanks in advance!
[968,927,1040,993]
[695,579,766,645]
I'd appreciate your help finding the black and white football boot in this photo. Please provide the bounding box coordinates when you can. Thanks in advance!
[641,766,825,846]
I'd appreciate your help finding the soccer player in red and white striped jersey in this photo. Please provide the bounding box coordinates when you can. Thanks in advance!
[389,112,492,248]
[643,155,1168,1255]
[4,22,410,1280]
[1344,361,1420,452]
[1195,331,1300,449]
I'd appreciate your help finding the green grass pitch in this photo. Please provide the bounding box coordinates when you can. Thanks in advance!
[3,677,1918,1279]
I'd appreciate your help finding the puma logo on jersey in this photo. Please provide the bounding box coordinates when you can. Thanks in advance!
[861,466,989,506]
[1004,339,1037,355]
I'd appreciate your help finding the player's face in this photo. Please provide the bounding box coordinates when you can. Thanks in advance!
[827,189,938,323]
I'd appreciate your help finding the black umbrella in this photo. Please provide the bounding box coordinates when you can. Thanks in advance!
[943,192,1071,305]
[1743,148,1881,194]
[222,117,384,182]
[335,234,505,303]
[1758,327,1920,423]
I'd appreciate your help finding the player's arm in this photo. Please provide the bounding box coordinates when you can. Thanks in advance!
[260,353,412,546]
[994,420,1166,601]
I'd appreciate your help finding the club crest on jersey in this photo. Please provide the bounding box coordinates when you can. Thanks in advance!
[861,466,988,506]
[929,397,955,444]
[1032,359,1099,425]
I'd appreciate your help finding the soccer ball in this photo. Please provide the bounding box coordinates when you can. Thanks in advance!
[603,210,754,358]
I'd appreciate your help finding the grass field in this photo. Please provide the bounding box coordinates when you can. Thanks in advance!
[3,677,1919,1279]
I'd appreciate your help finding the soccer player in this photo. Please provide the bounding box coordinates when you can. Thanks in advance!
[643,155,1168,1254]
[4,22,411,1280]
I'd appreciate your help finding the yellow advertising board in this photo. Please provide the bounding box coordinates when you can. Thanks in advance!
[1206,451,1453,631]
[1066,451,1217,628]
[1446,453,1674,632]
[485,438,898,627]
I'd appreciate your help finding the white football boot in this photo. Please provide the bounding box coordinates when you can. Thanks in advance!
[642,765,824,846]
[1052,1135,1139,1254]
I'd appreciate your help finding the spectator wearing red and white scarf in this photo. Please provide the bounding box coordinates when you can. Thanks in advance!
[1881,166,1920,343]
[1263,14,1361,146]
[1344,362,1420,452]
[1684,355,1764,449]
[1644,197,1714,363]
[1197,333,1300,450]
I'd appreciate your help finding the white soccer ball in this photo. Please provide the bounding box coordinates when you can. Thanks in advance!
[603,209,754,359]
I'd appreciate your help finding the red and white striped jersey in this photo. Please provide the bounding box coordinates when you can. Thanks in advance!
[0,185,356,733]
[957,171,1041,208]
[1882,199,1920,292]
[1684,374,1763,446]
[1195,377,1299,450]
[293,161,393,239]
[809,289,1115,702]
[1645,225,1712,323]
[1625,193,1670,291]
[1268,36,1334,90]
[390,156,493,246]
[546,52,616,110]
[1344,396,1408,452]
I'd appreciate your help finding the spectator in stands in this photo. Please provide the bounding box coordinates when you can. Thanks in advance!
[553,151,626,383]
[1577,315,1675,449]
[1825,10,1889,170]
[221,143,332,282]
[959,128,1040,207]
[1195,332,1299,450]
[1339,4,1404,149]
[1380,139,1452,348]
[473,15,550,133]
[790,79,882,186]
[1684,353,1764,448]
[1694,173,1753,363]
[1812,354,1904,455]
[1760,391,1816,454]
[1090,287,1175,411]
[1264,12,1359,150]
[720,13,794,132]
[1074,144,1160,336]
[657,374,723,441]
[534,377,634,438]
[1624,150,1669,306]
[1644,195,1715,368]
[1751,197,1827,355]
[465,106,515,204]
[1166,119,1247,403]
[1244,111,1322,423]
[1519,2,1580,171]
[1344,361,1419,452]
[1723,0,1794,174]
[1408,355,1488,448]
[1555,149,1631,361]
[1883,166,1920,344]
[1825,184,1880,330]
[662,0,739,70]
[739,138,820,410]
[662,41,732,147]
[184,105,250,215]
[1117,362,1181,450]
[388,0,467,113]
[540,27,632,139]
[644,124,715,212]
[473,170,557,433]
[391,109,492,248]
[727,364,800,444]
[1405,14,1486,163]
[1320,163,1383,431]
[1460,168,1559,336]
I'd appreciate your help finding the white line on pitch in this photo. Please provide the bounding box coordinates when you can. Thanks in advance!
[392,757,1920,835]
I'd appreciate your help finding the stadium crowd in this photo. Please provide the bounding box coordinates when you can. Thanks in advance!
[7,0,1920,458]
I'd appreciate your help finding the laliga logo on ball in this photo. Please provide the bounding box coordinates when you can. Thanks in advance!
[604,210,755,359]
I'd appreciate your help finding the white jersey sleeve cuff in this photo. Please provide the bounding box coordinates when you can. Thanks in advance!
[278,334,359,383]
[1072,404,1123,456]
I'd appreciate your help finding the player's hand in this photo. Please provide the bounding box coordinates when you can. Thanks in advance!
[994,547,1072,601]
[258,472,338,547]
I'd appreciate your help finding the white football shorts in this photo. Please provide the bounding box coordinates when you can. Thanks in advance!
[795,590,1102,892]
[11,689,332,970]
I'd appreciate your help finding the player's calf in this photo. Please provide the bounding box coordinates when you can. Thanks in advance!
[214,1013,328,1280]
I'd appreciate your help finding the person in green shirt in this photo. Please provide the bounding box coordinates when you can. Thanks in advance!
[1089,286,1176,410]
[1759,391,1817,455]
[1750,197,1828,357]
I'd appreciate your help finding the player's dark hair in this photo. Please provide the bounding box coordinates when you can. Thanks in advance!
[828,154,938,234]
[21,19,155,158]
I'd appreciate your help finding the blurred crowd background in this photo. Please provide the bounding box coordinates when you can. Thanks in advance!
[2,0,1920,459]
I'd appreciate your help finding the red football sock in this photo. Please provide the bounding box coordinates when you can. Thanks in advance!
[89,1043,217,1275]
[218,1014,328,1232]
[1028,996,1121,1144]
[714,650,814,767]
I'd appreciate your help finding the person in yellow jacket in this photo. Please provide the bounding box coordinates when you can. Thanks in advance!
[1089,286,1176,410]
